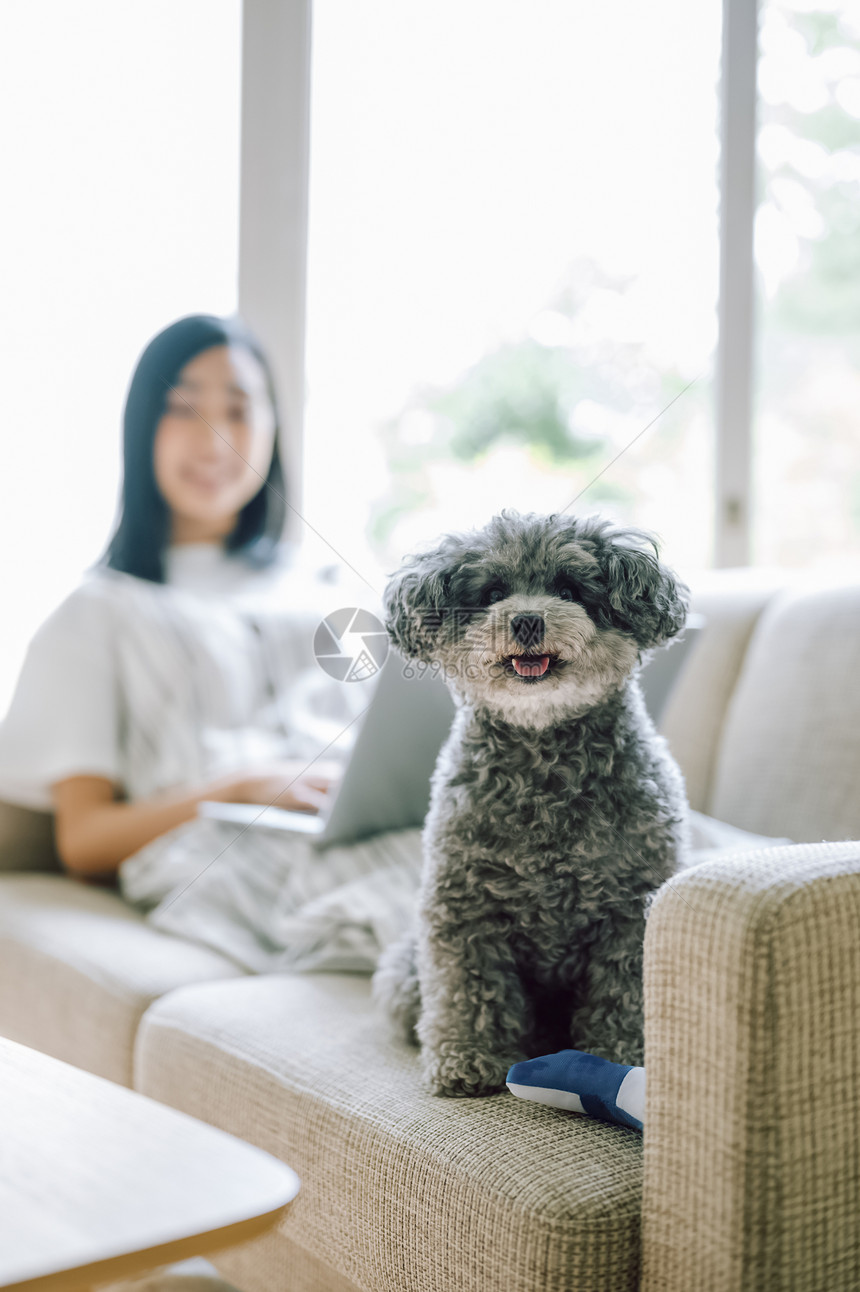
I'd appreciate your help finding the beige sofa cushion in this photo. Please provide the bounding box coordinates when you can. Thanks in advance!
[135,974,644,1292]
[0,875,249,1086]
[658,569,788,813]
[709,580,860,842]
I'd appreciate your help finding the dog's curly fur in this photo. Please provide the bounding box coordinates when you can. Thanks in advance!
[371,509,692,1097]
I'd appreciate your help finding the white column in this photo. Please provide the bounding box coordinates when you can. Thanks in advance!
[715,0,760,567]
[238,0,312,544]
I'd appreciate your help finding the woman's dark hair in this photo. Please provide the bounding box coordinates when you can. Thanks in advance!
[98,313,288,583]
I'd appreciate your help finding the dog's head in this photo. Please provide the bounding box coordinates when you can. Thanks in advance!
[383,509,690,727]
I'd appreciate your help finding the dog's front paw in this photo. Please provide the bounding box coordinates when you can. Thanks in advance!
[420,1046,514,1098]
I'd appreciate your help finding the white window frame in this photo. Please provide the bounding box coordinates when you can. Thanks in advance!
[716,0,759,566]
[239,0,761,565]
[238,0,312,545]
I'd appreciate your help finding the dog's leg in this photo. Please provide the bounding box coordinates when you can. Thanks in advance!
[416,917,530,1097]
[525,981,583,1057]
[372,927,421,1045]
[566,905,647,1068]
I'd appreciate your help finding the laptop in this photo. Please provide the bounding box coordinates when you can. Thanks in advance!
[199,648,457,850]
[198,615,704,849]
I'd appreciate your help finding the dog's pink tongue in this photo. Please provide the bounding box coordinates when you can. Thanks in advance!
[512,654,550,677]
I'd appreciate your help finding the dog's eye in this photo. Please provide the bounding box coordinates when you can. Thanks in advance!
[481,585,507,606]
[557,584,578,602]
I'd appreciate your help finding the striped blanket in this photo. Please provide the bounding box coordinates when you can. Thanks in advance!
[118,817,423,973]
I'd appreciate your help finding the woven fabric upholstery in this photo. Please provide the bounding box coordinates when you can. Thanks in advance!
[0,874,247,1085]
[642,839,860,1292]
[658,571,787,814]
[135,974,644,1292]
[708,580,860,842]
[210,1231,362,1292]
[98,1247,358,1292]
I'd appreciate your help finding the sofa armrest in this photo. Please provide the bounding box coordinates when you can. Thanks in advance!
[641,840,860,1292]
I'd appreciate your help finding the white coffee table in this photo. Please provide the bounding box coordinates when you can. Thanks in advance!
[0,1036,300,1291]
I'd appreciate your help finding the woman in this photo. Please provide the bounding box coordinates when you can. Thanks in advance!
[0,315,421,967]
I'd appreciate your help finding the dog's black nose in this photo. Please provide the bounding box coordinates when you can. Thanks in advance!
[510,614,545,648]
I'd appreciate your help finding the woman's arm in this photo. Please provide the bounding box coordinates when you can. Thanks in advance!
[52,761,341,881]
[52,774,239,882]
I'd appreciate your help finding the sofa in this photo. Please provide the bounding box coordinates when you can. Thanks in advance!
[1,566,859,1292]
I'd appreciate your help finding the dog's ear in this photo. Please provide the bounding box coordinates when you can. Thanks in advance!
[383,551,453,660]
[597,528,690,648]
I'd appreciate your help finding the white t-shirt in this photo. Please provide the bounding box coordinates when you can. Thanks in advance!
[0,541,382,812]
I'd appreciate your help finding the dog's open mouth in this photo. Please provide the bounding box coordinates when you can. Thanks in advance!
[505,653,558,679]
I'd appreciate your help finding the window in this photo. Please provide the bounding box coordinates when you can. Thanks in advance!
[754,0,860,572]
[0,0,241,716]
[304,0,722,577]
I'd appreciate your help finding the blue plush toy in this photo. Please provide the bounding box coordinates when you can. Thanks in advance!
[506,1050,645,1132]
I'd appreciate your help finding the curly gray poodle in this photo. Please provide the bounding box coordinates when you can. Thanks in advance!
[371,509,692,1097]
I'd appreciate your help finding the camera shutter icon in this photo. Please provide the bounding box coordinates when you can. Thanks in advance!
[313,607,389,682]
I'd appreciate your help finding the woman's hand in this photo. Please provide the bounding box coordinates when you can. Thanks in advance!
[51,758,348,881]
[227,758,345,814]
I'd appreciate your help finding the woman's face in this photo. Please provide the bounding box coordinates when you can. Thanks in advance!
[153,344,277,543]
